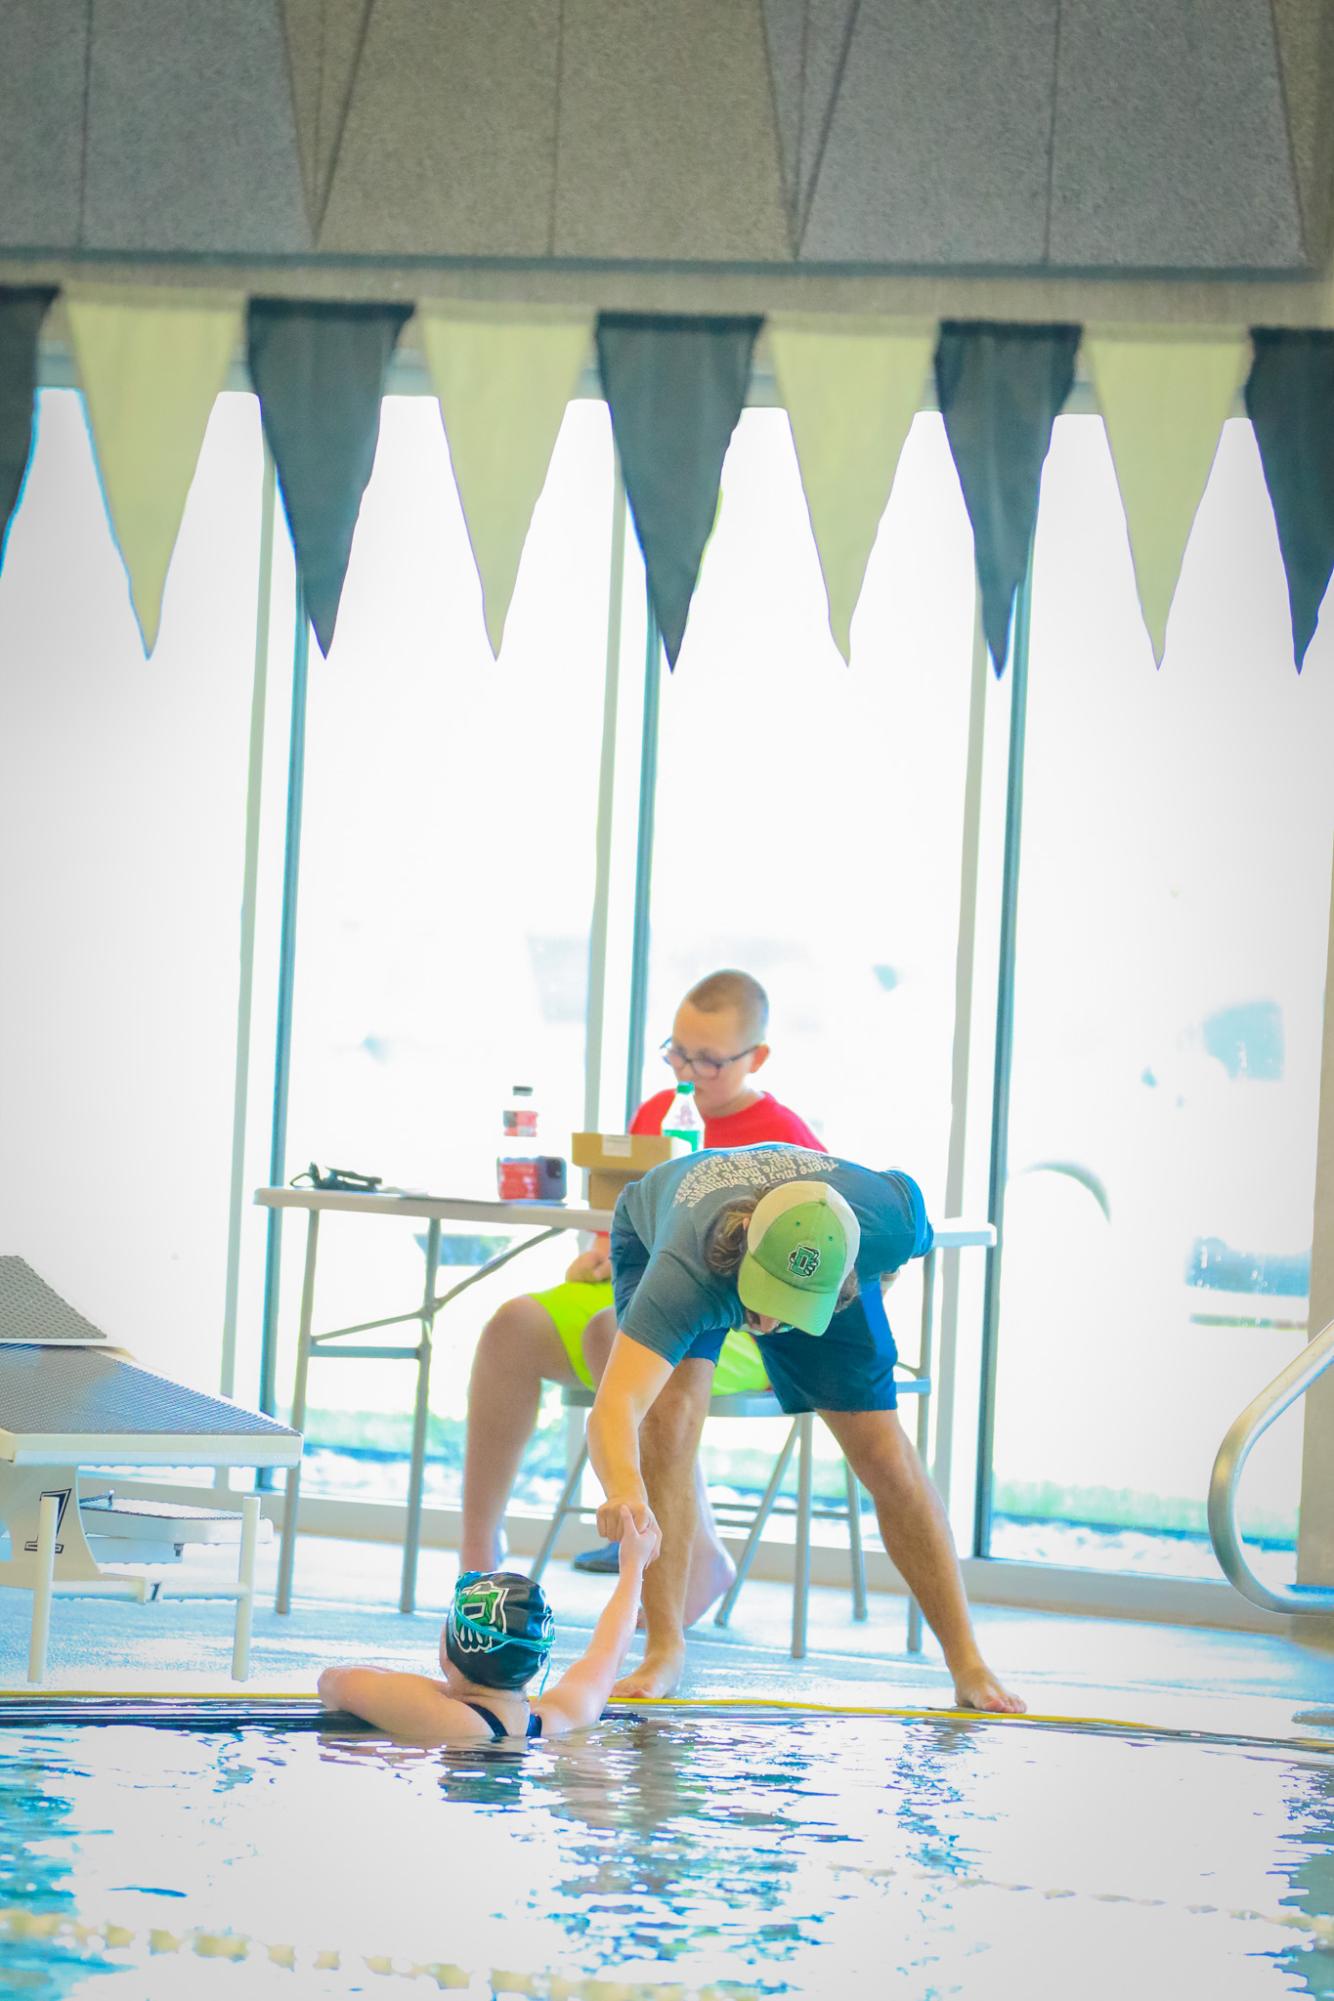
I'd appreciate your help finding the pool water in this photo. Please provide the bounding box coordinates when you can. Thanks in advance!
[2,1712,1332,1999]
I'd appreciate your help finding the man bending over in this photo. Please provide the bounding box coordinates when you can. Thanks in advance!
[587,1143,1023,1715]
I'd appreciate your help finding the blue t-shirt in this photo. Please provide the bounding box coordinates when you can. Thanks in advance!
[615,1144,932,1368]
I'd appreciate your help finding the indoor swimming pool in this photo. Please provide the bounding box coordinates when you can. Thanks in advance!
[1,1707,1331,1998]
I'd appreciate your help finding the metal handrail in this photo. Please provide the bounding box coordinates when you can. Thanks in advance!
[1208,1314,1334,1616]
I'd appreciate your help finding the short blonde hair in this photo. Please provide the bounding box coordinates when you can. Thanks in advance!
[684,970,769,1045]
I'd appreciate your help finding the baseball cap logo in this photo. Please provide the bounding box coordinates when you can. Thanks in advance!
[788,1242,822,1279]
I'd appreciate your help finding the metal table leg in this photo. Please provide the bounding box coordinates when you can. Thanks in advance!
[275,1209,319,1614]
[400,1218,441,1614]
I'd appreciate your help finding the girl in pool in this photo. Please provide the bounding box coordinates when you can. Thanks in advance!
[317,1508,658,1744]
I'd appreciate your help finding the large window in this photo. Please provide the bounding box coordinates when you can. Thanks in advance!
[987,413,1334,1580]
[275,393,616,1492]
[0,389,265,1387]
[643,406,978,1187]
[642,405,981,1515]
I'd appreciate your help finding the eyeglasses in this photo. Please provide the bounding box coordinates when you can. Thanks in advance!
[660,1037,759,1082]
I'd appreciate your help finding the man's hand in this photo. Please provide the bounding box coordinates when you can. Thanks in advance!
[615,1504,661,1571]
[596,1490,658,1544]
[565,1247,613,1284]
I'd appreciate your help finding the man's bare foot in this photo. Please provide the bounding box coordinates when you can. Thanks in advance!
[682,1539,736,1629]
[950,1661,1026,1715]
[612,1647,686,1701]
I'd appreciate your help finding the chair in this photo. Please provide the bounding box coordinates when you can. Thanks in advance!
[530,1365,930,1661]
[0,1256,300,1683]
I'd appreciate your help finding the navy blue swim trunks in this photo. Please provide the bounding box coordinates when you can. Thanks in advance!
[754,1278,900,1414]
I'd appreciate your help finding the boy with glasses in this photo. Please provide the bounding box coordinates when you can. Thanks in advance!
[460,970,822,1619]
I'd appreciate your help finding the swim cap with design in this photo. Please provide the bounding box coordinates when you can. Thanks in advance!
[444,1571,555,1691]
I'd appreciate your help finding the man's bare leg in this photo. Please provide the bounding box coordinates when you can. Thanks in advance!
[612,1357,715,1699]
[681,1472,736,1627]
[460,1295,579,1571]
[820,1407,1024,1715]
[582,1314,735,1628]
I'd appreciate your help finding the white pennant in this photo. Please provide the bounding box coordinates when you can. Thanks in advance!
[769,318,934,660]
[1085,328,1249,664]
[420,308,592,656]
[66,287,243,653]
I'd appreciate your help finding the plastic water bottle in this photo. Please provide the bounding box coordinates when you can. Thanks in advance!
[498,1085,540,1198]
[661,1079,704,1152]
[497,1085,568,1201]
[503,1084,539,1153]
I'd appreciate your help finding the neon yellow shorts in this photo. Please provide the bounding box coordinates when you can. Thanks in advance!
[532,1280,770,1396]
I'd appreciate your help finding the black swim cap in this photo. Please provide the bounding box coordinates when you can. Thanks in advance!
[444,1571,555,1691]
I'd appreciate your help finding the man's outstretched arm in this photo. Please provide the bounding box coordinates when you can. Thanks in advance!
[587,1331,673,1540]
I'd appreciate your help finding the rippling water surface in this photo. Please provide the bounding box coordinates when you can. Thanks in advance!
[1,1714,1331,1998]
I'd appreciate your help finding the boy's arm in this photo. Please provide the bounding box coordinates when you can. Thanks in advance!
[587,1332,673,1539]
[317,1666,491,1744]
[537,1510,657,1731]
[565,1240,612,1283]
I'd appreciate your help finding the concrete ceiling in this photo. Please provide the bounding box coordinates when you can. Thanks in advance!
[0,0,1329,273]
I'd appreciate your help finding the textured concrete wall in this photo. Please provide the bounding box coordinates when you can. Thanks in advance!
[1,0,1330,281]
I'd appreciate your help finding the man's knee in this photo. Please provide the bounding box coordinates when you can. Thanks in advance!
[829,1410,924,1506]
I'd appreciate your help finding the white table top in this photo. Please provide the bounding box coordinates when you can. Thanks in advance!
[253,1187,614,1230]
[253,1186,995,1250]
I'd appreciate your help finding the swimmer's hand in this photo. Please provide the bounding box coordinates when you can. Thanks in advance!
[596,1489,658,1548]
[566,1247,612,1284]
[616,1505,661,1571]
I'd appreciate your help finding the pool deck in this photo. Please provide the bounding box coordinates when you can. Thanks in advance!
[1,1534,1330,1746]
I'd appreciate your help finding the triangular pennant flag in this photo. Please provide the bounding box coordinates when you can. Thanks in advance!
[419,308,591,656]
[0,286,57,570]
[1086,329,1247,666]
[935,320,1081,674]
[597,312,761,667]
[66,287,243,652]
[247,297,411,655]
[770,317,932,659]
[1245,328,1334,671]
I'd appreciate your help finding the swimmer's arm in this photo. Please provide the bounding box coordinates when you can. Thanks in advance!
[537,1510,657,1733]
[317,1666,492,1744]
[587,1332,673,1540]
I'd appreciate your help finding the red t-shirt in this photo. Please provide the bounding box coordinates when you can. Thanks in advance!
[630,1089,825,1153]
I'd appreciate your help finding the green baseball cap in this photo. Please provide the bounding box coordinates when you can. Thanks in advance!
[737,1180,861,1336]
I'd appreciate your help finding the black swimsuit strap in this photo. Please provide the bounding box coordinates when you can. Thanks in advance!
[463,1699,542,1742]
[462,1701,508,1741]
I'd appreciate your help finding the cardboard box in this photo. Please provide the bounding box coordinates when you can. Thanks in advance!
[571,1131,688,1211]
